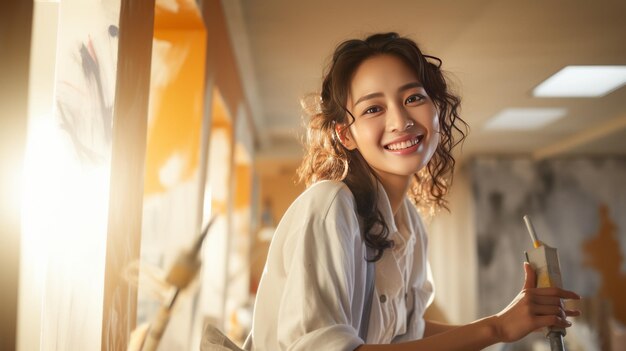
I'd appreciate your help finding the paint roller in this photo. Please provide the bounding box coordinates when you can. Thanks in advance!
[133,215,217,351]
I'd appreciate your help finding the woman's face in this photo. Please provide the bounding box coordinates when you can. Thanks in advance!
[340,54,440,186]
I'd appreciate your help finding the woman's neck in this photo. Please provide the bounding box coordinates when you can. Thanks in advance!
[376,173,411,215]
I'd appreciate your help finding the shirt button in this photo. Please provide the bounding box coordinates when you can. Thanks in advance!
[379,294,387,303]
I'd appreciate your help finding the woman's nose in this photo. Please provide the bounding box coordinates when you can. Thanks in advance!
[387,105,414,132]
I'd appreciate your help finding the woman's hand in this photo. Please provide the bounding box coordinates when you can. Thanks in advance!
[492,262,581,343]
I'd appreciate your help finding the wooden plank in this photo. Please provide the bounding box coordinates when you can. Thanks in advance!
[101,0,154,349]
[0,0,33,350]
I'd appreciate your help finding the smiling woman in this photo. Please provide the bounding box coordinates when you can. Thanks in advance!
[298,33,466,258]
[245,32,582,351]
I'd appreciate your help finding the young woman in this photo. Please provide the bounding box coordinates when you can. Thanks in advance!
[249,32,579,351]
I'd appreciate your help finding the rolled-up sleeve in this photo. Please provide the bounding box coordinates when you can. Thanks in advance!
[255,184,368,351]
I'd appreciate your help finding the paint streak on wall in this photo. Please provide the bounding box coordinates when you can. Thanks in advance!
[56,27,118,164]
[583,205,626,325]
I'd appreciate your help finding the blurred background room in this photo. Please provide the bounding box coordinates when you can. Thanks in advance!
[1,0,625,350]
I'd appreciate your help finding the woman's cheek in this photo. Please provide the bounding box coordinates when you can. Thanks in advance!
[432,108,440,132]
[430,112,441,147]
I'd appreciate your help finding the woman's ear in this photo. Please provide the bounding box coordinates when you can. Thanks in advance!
[334,123,357,150]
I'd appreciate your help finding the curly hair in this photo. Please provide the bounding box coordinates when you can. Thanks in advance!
[297,32,468,261]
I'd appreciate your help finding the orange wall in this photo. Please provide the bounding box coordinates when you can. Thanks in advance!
[144,28,207,194]
[259,171,304,225]
[257,161,305,224]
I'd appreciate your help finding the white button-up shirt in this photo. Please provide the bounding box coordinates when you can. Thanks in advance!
[251,180,434,351]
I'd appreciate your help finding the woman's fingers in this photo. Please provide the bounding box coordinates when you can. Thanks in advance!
[496,268,581,344]
[531,304,565,319]
[534,315,572,329]
[529,287,580,300]
[527,297,581,328]
[533,312,572,333]
[528,290,582,318]
[531,295,563,307]
[565,309,581,317]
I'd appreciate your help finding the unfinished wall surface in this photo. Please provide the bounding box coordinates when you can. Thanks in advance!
[472,157,626,350]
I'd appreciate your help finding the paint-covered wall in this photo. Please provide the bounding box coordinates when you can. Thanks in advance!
[37,0,121,348]
[472,157,626,350]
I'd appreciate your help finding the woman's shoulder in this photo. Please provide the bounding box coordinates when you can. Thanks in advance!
[275,180,362,257]
[275,180,359,235]
[303,179,351,194]
[294,180,355,215]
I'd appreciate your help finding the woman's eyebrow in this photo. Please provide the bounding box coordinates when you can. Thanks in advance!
[354,92,383,107]
[398,82,423,92]
[354,82,424,107]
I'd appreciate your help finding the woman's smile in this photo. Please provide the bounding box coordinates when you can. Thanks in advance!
[383,134,425,152]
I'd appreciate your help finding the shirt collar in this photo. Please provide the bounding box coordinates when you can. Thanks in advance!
[375,181,412,253]
[375,180,398,234]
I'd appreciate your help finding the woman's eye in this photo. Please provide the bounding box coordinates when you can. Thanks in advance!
[405,94,425,104]
[364,106,382,115]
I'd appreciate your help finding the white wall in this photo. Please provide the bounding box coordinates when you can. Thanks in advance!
[428,167,479,324]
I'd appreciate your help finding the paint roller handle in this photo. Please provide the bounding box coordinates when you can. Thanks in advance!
[523,215,542,248]
[523,215,567,351]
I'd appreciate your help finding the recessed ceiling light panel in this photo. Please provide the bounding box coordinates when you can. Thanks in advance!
[484,108,567,130]
[533,66,626,97]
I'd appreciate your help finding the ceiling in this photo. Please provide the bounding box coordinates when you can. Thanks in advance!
[221,0,626,164]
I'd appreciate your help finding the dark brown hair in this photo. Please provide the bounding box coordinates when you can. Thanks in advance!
[297,32,468,261]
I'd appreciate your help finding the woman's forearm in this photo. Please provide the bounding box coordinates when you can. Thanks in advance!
[355,264,580,351]
[424,319,460,337]
[354,316,500,351]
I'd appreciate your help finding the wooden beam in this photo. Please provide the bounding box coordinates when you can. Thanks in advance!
[533,114,626,160]
[101,0,154,349]
[0,0,33,349]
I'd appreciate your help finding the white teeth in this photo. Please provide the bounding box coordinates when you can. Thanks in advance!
[387,137,420,150]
